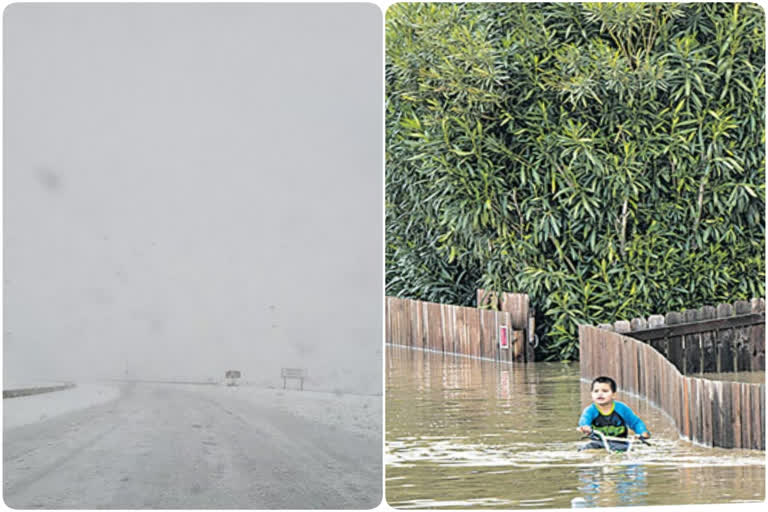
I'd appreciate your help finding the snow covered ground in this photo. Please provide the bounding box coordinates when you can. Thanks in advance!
[3,381,382,508]
[189,384,381,441]
[3,380,381,440]
[3,382,121,429]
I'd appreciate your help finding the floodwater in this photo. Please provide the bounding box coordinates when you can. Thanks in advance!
[696,371,766,384]
[386,345,765,509]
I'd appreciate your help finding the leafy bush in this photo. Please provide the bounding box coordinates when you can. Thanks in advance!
[386,3,765,360]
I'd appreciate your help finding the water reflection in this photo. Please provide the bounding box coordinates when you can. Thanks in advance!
[386,345,765,509]
[577,464,648,508]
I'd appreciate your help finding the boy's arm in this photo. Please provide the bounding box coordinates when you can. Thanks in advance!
[577,404,597,429]
[615,402,650,436]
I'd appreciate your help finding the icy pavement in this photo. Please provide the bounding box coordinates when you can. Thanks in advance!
[3,382,382,508]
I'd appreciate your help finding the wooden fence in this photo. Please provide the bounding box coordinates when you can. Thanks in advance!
[580,325,765,450]
[597,299,765,375]
[477,289,535,362]
[385,295,533,362]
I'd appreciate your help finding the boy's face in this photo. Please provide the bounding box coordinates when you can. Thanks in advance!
[591,382,615,406]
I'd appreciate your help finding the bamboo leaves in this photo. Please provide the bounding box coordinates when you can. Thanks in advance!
[386,3,765,360]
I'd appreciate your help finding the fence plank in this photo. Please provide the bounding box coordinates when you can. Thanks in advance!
[716,303,735,373]
[481,310,494,359]
[723,381,735,448]
[647,315,667,358]
[501,292,529,330]
[630,317,647,331]
[700,306,717,373]
[666,311,684,373]
[683,309,700,374]
[745,383,752,449]
[385,297,391,343]
[430,301,439,351]
[735,301,752,371]
[702,379,712,447]
[753,383,761,450]
[760,385,766,450]
[751,298,765,371]
[732,382,742,449]
[468,309,481,358]
[686,377,694,443]
[442,304,452,353]
[393,297,400,344]
[711,381,722,448]
[393,298,402,346]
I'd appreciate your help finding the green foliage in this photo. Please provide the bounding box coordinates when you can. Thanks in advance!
[386,3,765,360]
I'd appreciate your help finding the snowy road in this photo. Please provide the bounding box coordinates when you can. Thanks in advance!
[3,383,381,508]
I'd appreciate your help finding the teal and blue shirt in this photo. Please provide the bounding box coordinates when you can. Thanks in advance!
[578,401,649,438]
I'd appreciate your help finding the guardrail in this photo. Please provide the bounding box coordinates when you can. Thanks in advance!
[3,383,75,399]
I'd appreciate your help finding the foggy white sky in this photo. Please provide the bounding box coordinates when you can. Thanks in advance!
[3,3,382,388]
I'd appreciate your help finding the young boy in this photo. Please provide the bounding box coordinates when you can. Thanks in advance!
[577,376,650,450]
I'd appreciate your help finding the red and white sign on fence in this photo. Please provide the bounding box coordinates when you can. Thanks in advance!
[499,325,509,349]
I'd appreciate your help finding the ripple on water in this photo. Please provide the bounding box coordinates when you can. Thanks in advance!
[386,345,765,509]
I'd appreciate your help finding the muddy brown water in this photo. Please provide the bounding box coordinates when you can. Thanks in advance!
[386,345,765,509]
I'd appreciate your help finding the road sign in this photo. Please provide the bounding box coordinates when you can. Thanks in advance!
[281,368,307,390]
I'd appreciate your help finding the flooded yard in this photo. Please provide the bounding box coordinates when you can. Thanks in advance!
[386,345,765,509]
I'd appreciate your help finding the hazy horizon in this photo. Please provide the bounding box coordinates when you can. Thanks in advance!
[3,3,382,393]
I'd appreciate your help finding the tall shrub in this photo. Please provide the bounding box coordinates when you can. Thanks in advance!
[386,3,765,360]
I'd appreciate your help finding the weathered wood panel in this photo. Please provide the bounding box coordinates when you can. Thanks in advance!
[751,298,765,372]
[683,309,701,374]
[760,385,766,450]
[666,311,684,372]
[732,382,742,449]
[734,301,752,371]
[700,306,718,373]
[621,301,764,376]
[716,303,735,372]
[477,289,533,362]
[385,296,520,365]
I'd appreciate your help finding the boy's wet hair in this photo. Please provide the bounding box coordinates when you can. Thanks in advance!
[591,376,617,392]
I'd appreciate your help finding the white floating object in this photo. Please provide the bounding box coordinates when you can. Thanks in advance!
[571,497,587,508]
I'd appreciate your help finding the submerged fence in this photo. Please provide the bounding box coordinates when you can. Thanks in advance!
[597,299,765,375]
[477,289,535,362]
[385,295,533,362]
[580,325,765,450]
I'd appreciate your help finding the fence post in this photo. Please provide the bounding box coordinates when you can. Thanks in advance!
[700,306,717,373]
[684,309,701,374]
[717,303,735,373]
[735,301,752,371]
[647,315,666,356]
[614,320,631,334]
[630,317,647,332]
[751,298,765,372]
[666,311,684,373]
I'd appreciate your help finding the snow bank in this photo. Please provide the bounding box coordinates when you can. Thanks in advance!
[195,385,382,440]
[266,388,382,440]
[3,383,121,430]
[3,379,71,390]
